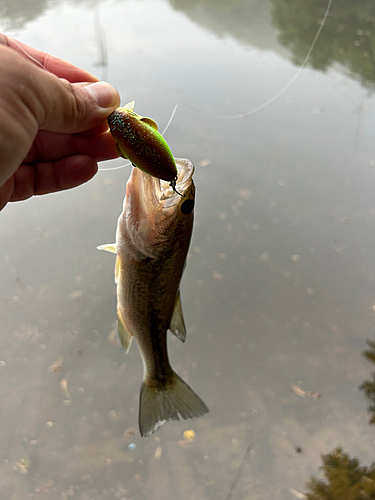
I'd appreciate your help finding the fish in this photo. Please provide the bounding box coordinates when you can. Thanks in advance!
[107,101,178,183]
[98,158,208,436]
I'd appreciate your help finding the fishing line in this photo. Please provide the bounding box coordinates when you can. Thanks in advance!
[99,0,332,172]
[99,160,132,172]
[161,0,333,122]
[225,444,252,500]
[160,103,179,135]
[214,0,333,119]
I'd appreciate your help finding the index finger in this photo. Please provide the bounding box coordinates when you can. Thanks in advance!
[0,33,99,83]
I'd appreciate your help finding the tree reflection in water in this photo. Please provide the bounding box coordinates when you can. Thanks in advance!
[305,447,375,499]
[360,340,375,425]
[303,342,375,499]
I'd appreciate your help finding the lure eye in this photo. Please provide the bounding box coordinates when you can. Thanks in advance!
[180,199,194,215]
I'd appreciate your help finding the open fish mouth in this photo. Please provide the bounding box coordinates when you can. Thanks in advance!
[125,158,195,236]
[134,158,194,211]
[159,159,195,202]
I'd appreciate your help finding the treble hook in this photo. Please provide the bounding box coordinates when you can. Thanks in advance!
[169,176,185,197]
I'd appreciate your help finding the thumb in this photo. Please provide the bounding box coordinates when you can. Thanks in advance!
[39,80,121,134]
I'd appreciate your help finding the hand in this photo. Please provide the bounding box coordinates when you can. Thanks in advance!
[0,34,121,211]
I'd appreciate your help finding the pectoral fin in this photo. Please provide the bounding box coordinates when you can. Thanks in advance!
[97,243,117,253]
[117,309,132,353]
[169,291,186,342]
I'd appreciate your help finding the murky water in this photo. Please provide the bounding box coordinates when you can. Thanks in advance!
[1,0,375,498]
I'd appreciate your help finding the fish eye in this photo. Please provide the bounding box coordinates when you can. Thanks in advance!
[181,199,194,215]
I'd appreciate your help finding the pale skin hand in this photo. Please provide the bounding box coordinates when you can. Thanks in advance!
[0,34,121,211]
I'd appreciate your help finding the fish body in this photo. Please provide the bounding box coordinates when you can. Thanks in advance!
[108,101,178,182]
[99,159,208,436]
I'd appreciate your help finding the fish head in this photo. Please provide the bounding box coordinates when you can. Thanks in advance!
[121,158,195,259]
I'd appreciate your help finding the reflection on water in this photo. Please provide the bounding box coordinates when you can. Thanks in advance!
[3,0,375,89]
[0,0,48,30]
[169,0,375,89]
[359,340,375,426]
[305,447,375,499]
[270,0,375,89]
[1,0,375,498]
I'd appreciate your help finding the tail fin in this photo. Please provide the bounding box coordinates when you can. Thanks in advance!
[139,372,209,437]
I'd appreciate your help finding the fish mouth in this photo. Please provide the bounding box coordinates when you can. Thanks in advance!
[130,158,194,216]
[159,158,194,206]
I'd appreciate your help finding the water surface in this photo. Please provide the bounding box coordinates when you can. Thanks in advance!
[1,1,375,498]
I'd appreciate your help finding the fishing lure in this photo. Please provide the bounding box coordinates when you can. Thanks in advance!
[108,101,179,188]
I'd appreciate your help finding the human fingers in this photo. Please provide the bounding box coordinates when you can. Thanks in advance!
[23,129,118,164]
[0,44,120,186]
[8,156,99,202]
[0,178,13,211]
[0,33,98,83]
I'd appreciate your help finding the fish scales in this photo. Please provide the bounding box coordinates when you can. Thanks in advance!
[120,256,176,383]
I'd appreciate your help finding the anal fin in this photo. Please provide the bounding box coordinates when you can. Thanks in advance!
[117,308,132,353]
[169,290,186,342]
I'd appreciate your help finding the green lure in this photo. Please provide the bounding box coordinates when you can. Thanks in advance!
[108,101,178,182]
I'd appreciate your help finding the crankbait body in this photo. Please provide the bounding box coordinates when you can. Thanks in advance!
[108,101,178,182]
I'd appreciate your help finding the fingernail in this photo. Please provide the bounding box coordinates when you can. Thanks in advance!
[85,81,120,108]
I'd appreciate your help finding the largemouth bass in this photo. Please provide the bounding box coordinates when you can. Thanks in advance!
[99,159,208,436]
